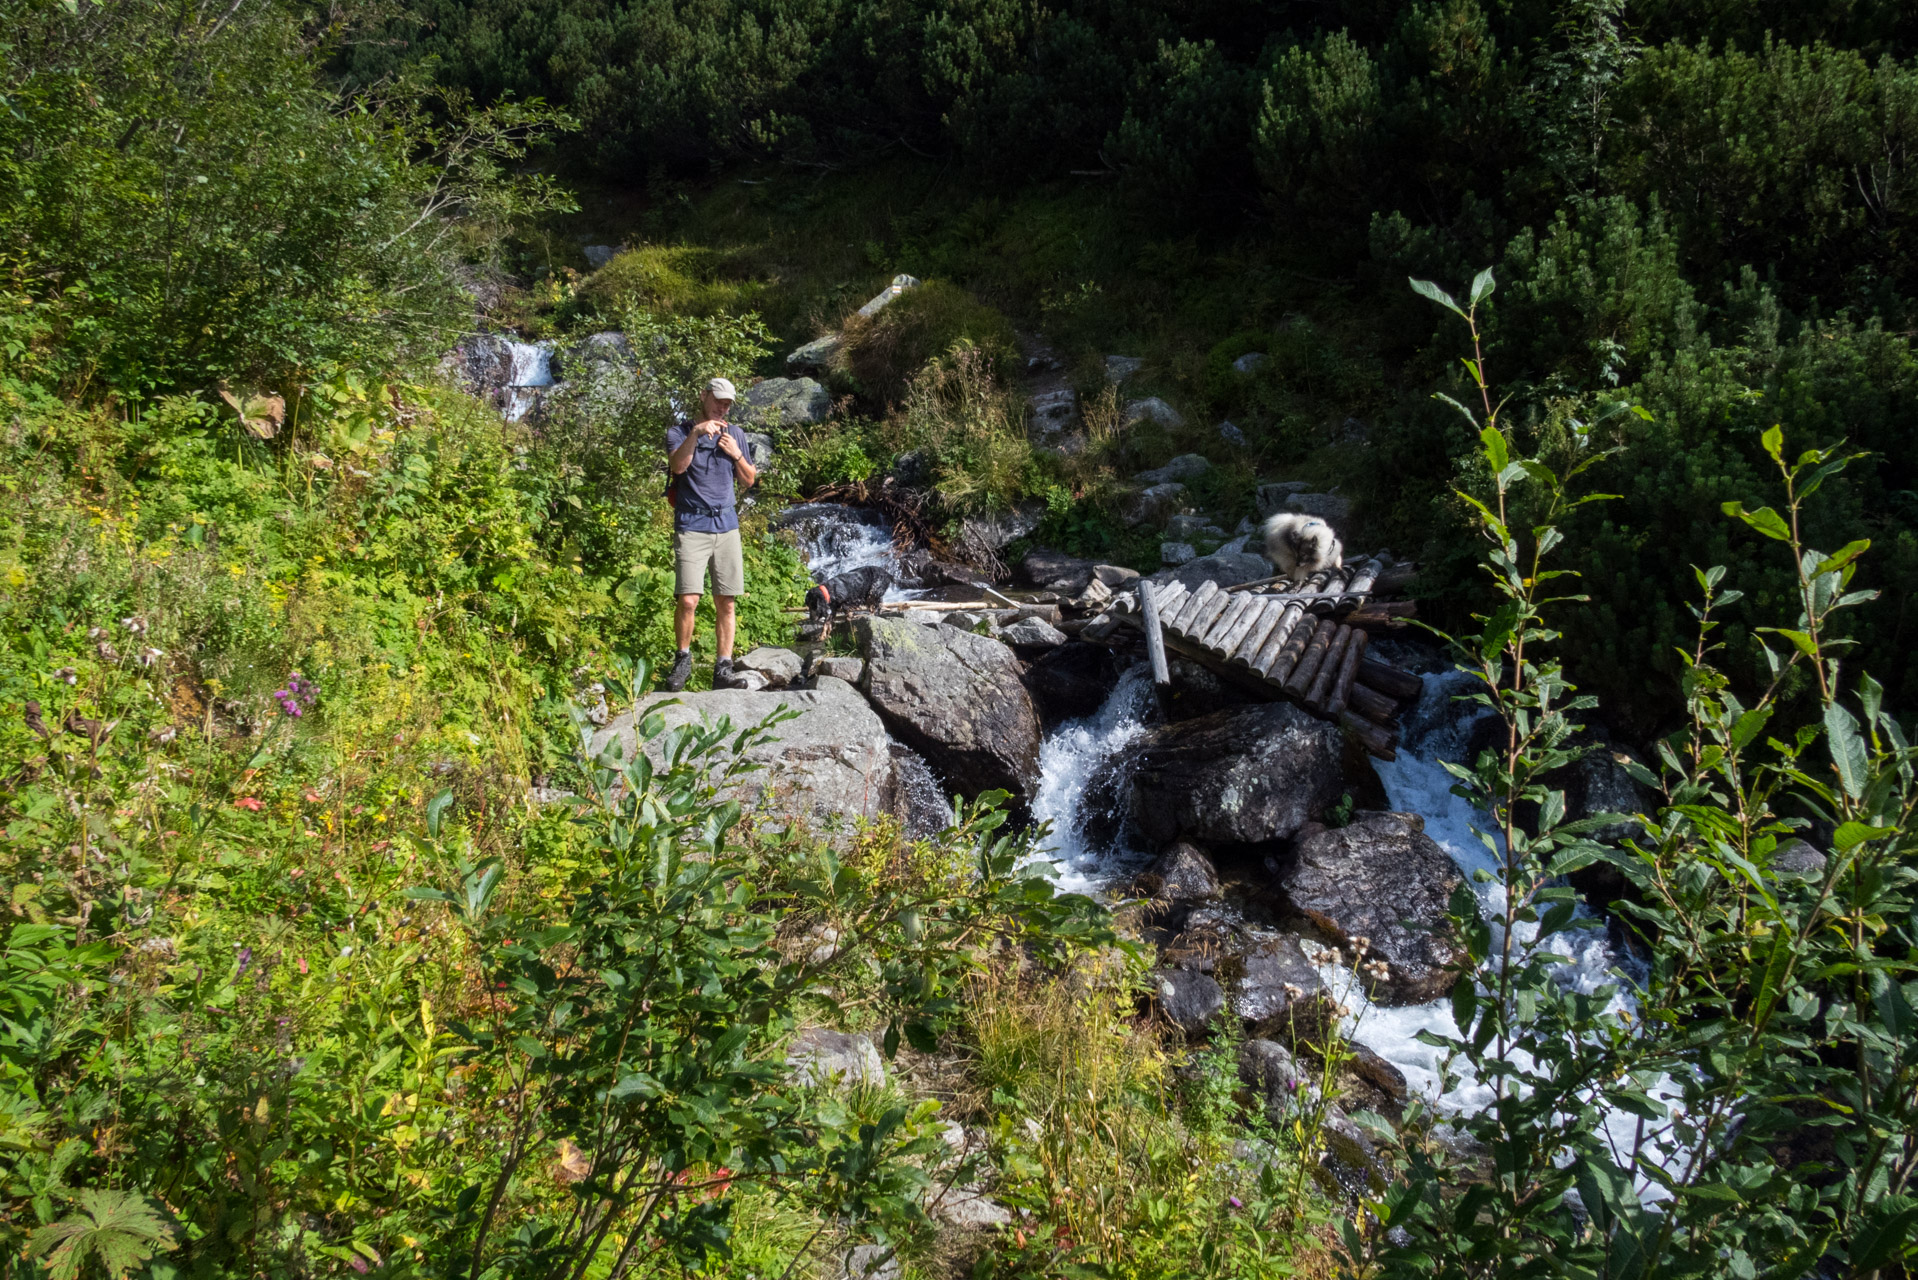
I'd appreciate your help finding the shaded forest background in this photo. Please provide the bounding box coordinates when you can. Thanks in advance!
[331,0,1918,728]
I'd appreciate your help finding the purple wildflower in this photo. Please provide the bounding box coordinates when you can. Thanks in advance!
[237,947,253,975]
[1228,1197,1243,1209]
[274,672,318,719]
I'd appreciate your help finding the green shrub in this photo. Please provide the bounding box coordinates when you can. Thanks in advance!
[0,0,570,397]
[572,244,768,319]
[841,281,1019,408]
[897,346,1043,519]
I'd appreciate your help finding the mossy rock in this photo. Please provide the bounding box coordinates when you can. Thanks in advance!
[839,280,1019,408]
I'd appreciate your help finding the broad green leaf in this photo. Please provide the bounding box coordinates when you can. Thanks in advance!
[1824,703,1867,800]
[1813,539,1870,576]
[1760,424,1784,461]
[1832,820,1894,850]
[1469,265,1496,305]
[1721,501,1791,541]
[426,789,454,837]
[1409,276,1466,317]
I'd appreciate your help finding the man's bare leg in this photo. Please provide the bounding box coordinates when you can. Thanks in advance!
[714,595,736,658]
[675,593,700,650]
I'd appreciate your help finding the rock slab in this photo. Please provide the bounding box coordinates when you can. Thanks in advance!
[1119,702,1343,846]
[1279,812,1466,1004]
[587,676,897,827]
[856,616,1042,802]
[789,1027,886,1088]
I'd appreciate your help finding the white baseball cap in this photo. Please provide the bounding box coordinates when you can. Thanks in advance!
[706,377,736,400]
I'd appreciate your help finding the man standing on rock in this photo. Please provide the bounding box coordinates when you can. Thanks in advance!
[664,377,757,692]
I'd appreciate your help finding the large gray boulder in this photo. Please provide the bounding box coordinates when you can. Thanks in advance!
[737,376,831,426]
[789,1027,886,1088]
[1019,546,1098,593]
[1135,452,1208,483]
[1285,491,1351,521]
[1150,550,1273,593]
[1116,702,1343,846]
[1278,812,1466,1004]
[1229,936,1330,1032]
[1119,482,1189,527]
[856,616,1042,801]
[856,273,920,318]
[587,676,897,828]
[1255,481,1311,518]
[787,333,843,374]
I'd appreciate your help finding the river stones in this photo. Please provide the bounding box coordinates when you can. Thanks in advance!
[1137,841,1222,902]
[1228,935,1330,1033]
[1150,968,1225,1034]
[737,646,804,688]
[855,616,1042,802]
[587,676,898,830]
[1019,546,1098,593]
[1276,812,1466,1005]
[1114,702,1343,846]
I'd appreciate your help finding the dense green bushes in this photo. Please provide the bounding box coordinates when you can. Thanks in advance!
[0,0,568,397]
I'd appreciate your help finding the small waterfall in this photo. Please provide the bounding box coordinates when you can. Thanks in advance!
[777,503,920,602]
[1351,666,1680,1196]
[1029,664,1158,893]
[503,339,555,422]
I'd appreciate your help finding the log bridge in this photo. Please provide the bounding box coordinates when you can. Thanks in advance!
[1081,557,1423,760]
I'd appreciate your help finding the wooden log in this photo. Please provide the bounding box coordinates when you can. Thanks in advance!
[1326,628,1368,717]
[1304,625,1353,712]
[1183,588,1234,642]
[1199,592,1255,650]
[1138,580,1171,687]
[1221,596,1278,661]
[1341,558,1382,598]
[1341,710,1400,761]
[1283,620,1338,697]
[1204,591,1265,652]
[1224,572,1291,594]
[1168,580,1218,634]
[1357,658,1424,701]
[1349,681,1400,726]
[1345,601,1418,629]
[1152,581,1190,621]
[1263,613,1319,683]
[1374,562,1419,594]
[1248,603,1304,674]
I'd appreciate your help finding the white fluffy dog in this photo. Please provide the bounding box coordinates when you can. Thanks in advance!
[1262,513,1343,578]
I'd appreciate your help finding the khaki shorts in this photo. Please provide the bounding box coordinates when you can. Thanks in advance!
[673,528,746,597]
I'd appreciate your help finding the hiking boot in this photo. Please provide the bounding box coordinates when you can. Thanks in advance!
[713,655,737,689]
[665,650,693,693]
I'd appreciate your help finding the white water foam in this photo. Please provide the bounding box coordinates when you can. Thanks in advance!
[779,503,921,602]
[1029,663,1158,894]
[1353,666,1681,1198]
[503,339,555,422]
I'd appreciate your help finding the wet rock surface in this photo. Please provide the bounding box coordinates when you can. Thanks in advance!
[1228,935,1330,1033]
[1137,841,1222,902]
[1116,702,1344,846]
[1023,643,1130,727]
[856,615,1042,802]
[1277,812,1466,1004]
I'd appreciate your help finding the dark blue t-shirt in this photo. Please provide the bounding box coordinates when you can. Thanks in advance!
[665,420,750,533]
